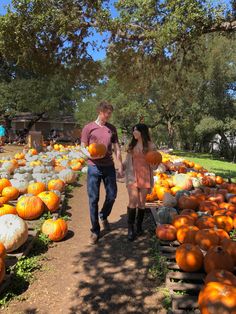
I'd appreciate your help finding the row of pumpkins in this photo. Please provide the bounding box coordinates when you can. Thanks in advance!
[152,153,236,314]
[0,143,96,287]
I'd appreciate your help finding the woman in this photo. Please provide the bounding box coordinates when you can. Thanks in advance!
[124,123,156,241]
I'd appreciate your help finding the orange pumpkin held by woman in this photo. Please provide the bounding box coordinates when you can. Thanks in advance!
[145,151,162,165]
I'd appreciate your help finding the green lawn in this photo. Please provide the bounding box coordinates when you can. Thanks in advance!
[172,150,236,183]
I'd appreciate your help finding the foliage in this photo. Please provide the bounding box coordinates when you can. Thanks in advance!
[148,237,169,283]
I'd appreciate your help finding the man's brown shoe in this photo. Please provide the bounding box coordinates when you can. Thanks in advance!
[89,233,99,245]
[101,219,111,232]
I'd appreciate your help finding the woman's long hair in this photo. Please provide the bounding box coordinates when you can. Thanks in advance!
[128,123,151,153]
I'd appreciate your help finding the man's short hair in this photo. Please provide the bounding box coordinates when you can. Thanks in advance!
[97,101,114,112]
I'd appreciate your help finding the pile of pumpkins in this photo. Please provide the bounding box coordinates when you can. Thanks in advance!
[0,143,91,286]
[153,153,236,313]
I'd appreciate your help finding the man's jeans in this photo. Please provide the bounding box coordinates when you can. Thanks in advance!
[87,165,117,235]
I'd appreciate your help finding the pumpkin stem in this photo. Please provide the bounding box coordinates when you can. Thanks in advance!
[52,213,59,220]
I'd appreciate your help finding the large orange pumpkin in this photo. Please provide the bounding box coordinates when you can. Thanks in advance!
[0,178,11,194]
[214,228,230,243]
[204,246,234,273]
[47,179,65,192]
[195,229,219,251]
[0,204,17,216]
[145,151,162,165]
[178,195,199,210]
[176,243,203,272]
[195,216,216,229]
[0,242,6,258]
[176,225,199,244]
[180,209,198,222]
[205,269,236,286]
[221,239,236,265]
[1,186,20,201]
[155,224,177,241]
[0,257,5,284]
[38,191,60,212]
[198,282,236,314]
[88,143,107,158]
[41,217,68,241]
[199,200,219,214]
[16,195,45,220]
[27,182,46,196]
[172,215,195,229]
[214,215,234,232]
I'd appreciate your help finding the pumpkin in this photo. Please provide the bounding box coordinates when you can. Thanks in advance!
[176,243,203,272]
[172,215,195,229]
[178,195,199,210]
[204,245,234,273]
[0,242,6,258]
[10,179,29,194]
[177,166,187,173]
[0,196,9,206]
[28,148,38,155]
[199,200,219,214]
[205,269,236,286]
[0,214,28,252]
[176,225,199,244]
[88,143,107,158]
[14,152,25,160]
[170,186,183,196]
[58,169,77,184]
[156,207,178,224]
[214,215,234,232]
[0,204,17,216]
[47,179,65,192]
[41,217,68,241]
[38,191,60,212]
[1,186,20,201]
[195,216,216,229]
[27,182,46,196]
[198,282,236,314]
[155,185,171,201]
[69,159,83,171]
[155,224,177,241]
[195,229,219,251]
[202,176,216,187]
[219,202,236,212]
[215,176,224,185]
[0,257,5,284]
[207,193,225,203]
[0,178,11,194]
[162,193,177,207]
[214,228,230,243]
[16,195,44,220]
[228,194,236,204]
[145,151,162,165]
[173,174,192,190]
[180,209,198,222]
[221,239,236,265]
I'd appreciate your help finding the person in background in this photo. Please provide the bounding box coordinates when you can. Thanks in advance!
[81,101,123,244]
[0,123,6,147]
[124,123,156,241]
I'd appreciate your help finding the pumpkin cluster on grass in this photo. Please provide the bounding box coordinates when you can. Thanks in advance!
[153,152,236,312]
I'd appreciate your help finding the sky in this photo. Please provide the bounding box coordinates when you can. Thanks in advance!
[0,0,232,61]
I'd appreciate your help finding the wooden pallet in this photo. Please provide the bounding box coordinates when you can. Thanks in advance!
[148,207,205,313]
[0,193,67,295]
[158,239,205,314]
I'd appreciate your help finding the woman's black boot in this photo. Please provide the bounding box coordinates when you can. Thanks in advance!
[136,208,145,236]
[127,207,136,241]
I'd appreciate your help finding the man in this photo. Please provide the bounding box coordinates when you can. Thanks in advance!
[0,124,6,147]
[81,101,123,244]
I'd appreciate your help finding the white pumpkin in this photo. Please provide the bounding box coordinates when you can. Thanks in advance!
[163,192,177,207]
[0,214,28,252]
[10,179,29,194]
[191,177,202,188]
[59,169,77,183]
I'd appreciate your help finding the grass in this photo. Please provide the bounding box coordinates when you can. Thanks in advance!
[172,150,236,182]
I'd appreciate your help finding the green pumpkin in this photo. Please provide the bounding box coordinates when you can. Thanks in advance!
[157,206,178,224]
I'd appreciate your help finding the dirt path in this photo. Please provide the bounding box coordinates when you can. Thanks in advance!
[2,175,166,314]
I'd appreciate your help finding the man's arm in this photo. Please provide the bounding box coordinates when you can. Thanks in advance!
[113,142,124,177]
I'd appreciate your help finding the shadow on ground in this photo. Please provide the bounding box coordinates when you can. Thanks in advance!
[69,211,163,314]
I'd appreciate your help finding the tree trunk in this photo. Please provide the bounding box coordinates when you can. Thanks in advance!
[167,121,175,148]
[25,112,45,134]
